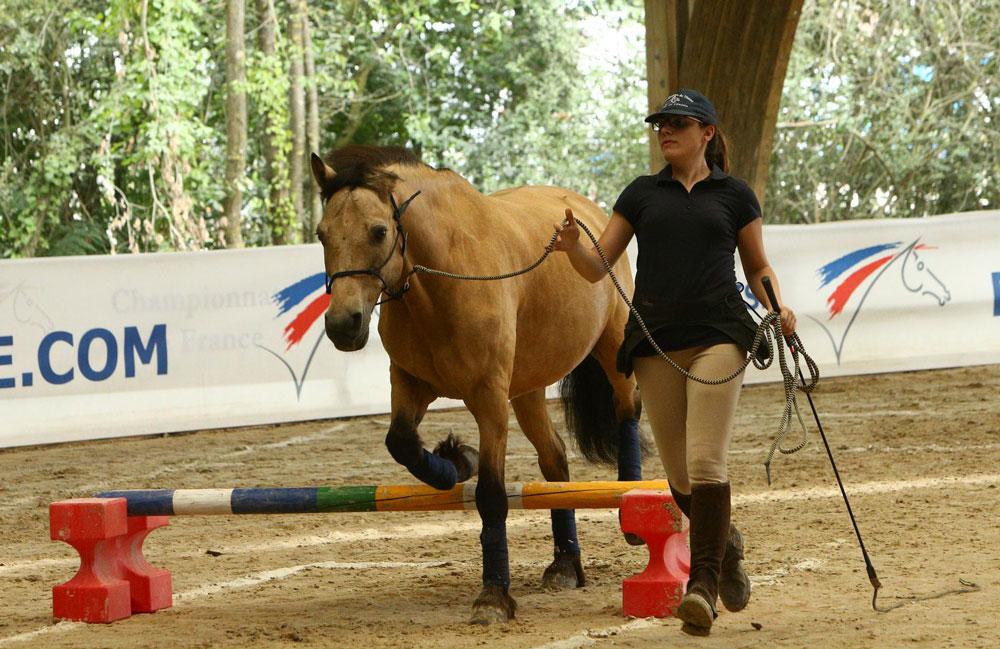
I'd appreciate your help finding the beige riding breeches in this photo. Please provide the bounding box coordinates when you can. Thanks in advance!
[632,343,747,492]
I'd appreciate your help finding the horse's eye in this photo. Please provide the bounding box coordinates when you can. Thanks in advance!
[372,225,388,242]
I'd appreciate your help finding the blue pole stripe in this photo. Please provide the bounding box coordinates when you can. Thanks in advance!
[95,488,326,516]
[98,489,176,516]
[231,488,318,514]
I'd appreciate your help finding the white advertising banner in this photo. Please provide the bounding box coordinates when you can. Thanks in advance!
[1,210,998,448]
[737,210,1000,383]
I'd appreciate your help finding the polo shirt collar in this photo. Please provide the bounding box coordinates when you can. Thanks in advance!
[656,163,728,186]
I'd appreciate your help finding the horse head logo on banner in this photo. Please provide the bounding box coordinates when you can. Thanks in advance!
[0,282,55,334]
[809,238,950,363]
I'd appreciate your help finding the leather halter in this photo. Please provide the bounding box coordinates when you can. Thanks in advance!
[323,190,421,305]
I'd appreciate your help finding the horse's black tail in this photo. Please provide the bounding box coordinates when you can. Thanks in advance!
[560,354,619,465]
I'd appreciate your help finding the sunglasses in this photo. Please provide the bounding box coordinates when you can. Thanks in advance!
[650,116,701,132]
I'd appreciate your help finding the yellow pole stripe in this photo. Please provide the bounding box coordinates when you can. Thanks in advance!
[373,480,668,512]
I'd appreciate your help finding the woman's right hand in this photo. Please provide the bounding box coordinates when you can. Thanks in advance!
[549,208,581,252]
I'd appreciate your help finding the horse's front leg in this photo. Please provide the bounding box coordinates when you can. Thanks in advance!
[385,363,478,489]
[466,388,516,625]
[512,389,585,591]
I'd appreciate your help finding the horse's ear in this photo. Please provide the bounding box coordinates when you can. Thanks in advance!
[310,152,336,189]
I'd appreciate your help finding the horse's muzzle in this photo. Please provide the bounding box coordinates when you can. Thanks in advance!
[325,311,369,351]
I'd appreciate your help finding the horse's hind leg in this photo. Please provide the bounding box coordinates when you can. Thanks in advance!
[590,330,643,481]
[589,328,647,545]
[511,389,585,591]
[385,363,477,489]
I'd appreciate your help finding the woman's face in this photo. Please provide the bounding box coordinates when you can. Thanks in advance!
[652,115,715,164]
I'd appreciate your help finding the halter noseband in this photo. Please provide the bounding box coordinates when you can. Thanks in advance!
[323,190,422,305]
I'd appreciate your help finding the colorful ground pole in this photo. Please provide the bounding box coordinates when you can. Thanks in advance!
[50,480,686,624]
[96,480,671,515]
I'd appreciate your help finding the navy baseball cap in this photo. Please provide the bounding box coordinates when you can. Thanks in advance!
[645,89,718,125]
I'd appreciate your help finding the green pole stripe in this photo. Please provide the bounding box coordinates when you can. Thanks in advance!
[316,485,378,512]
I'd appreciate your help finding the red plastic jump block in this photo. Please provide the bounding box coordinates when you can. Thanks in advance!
[49,498,172,623]
[620,489,690,618]
[120,515,172,613]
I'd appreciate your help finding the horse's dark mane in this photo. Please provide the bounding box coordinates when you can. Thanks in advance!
[320,145,427,203]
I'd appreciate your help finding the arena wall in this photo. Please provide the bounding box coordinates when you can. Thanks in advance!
[1,210,997,448]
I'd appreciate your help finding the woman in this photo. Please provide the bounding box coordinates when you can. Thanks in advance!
[551,89,796,636]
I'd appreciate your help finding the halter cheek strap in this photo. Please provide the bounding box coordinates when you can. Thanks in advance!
[323,190,422,305]
[389,191,421,255]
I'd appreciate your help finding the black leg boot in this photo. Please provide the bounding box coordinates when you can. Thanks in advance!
[669,483,692,518]
[671,482,750,613]
[676,482,731,636]
[719,525,751,612]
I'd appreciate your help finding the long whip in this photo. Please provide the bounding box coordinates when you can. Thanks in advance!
[757,278,885,610]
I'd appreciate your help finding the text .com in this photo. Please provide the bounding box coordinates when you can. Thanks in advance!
[0,324,167,388]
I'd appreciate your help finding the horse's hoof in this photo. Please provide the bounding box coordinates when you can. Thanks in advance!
[458,444,479,480]
[618,508,646,546]
[433,433,478,482]
[541,550,585,590]
[469,584,516,625]
[469,606,507,626]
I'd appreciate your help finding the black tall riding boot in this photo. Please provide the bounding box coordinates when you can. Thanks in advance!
[676,481,731,636]
[671,482,751,613]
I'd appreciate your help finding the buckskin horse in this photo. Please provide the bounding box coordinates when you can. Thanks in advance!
[310,145,641,624]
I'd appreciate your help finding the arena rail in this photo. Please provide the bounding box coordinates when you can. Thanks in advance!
[49,481,689,624]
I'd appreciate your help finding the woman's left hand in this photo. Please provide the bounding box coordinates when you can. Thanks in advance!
[779,306,797,335]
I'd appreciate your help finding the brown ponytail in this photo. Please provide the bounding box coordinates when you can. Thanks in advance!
[705,128,729,173]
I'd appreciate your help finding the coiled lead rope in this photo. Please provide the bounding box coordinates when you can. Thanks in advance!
[565,219,819,483]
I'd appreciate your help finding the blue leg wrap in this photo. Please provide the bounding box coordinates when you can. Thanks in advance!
[550,509,580,556]
[617,417,642,481]
[407,449,458,490]
[480,523,510,588]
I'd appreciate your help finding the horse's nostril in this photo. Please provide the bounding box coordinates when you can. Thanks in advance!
[351,311,362,329]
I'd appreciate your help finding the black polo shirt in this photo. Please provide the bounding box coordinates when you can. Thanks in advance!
[613,164,762,362]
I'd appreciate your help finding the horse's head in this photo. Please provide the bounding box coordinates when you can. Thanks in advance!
[901,240,950,306]
[310,150,412,351]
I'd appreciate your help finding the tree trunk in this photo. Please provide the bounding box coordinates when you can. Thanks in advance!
[303,3,322,234]
[679,0,803,208]
[334,64,373,149]
[223,0,247,248]
[256,0,292,244]
[288,0,306,242]
[643,0,688,172]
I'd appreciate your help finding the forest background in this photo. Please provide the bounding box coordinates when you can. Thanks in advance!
[1,0,996,258]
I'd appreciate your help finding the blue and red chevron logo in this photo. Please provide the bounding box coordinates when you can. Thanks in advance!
[817,241,934,319]
[255,272,331,398]
[272,272,330,349]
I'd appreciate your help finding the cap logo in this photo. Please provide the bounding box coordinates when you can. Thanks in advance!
[664,93,693,107]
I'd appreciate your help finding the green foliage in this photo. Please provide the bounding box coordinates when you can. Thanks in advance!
[246,34,295,245]
[0,0,226,257]
[1,0,996,258]
[306,0,647,209]
[766,0,999,222]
